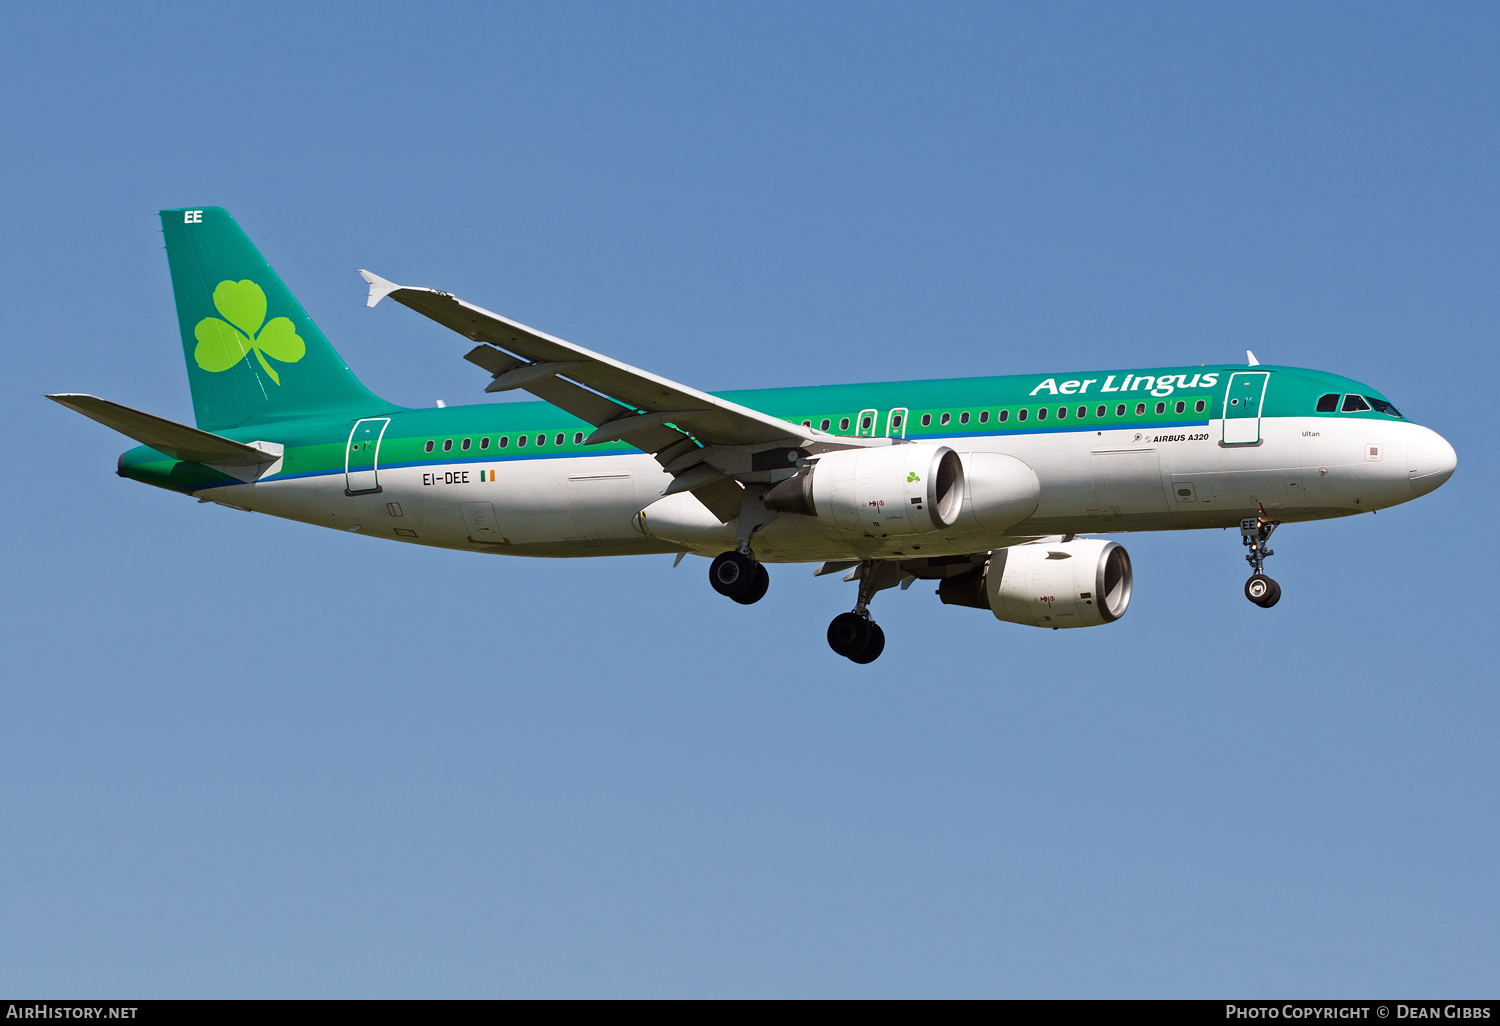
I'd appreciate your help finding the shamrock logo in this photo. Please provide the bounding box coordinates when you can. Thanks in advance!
[907,472,921,483]
[193,280,305,385]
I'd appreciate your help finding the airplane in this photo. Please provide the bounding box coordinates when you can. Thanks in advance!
[49,207,1458,663]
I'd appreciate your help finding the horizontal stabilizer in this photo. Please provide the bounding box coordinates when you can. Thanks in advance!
[46,394,279,468]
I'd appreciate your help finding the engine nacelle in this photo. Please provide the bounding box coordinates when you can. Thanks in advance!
[938,538,1132,628]
[763,444,964,536]
[960,452,1041,533]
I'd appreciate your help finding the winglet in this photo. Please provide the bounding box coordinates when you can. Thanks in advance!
[1246,350,1260,366]
[358,269,403,308]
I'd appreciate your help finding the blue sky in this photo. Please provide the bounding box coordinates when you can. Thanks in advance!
[1,1,1495,997]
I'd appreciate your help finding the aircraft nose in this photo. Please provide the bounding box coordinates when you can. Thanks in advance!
[1407,426,1457,497]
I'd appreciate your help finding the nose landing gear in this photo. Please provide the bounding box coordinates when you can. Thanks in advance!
[1240,515,1282,608]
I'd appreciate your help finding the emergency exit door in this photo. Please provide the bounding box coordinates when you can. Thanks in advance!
[1222,373,1269,445]
[345,417,390,494]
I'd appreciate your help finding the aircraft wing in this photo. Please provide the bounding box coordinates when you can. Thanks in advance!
[360,270,853,520]
[359,270,813,451]
[46,394,280,467]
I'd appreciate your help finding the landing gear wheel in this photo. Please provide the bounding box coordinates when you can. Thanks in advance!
[709,550,758,599]
[827,612,872,659]
[731,563,770,605]
[1245,574,1281,608]
[1238,515,1283,609]
[849,622,886,664]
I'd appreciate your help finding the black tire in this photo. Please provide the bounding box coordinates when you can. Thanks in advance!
[731,563,770,605]
[709,550,757,599]
[849,622,886,664]
[1245,574,1279,607]
[827,612,872,658]
[1248,573,1272,606]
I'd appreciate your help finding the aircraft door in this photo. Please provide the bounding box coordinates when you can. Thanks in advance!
[568,473,638,546]
[885,408,909,438]
[461,501,506,544]
[856,409,878,438]
[345,417,391,494]
[1222,372,1269,445]
[1090,448,1169,515]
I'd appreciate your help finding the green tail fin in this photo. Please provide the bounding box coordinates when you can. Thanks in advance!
[160,206,391,430]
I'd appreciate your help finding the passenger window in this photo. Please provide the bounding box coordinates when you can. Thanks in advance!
[920,414,931,427]
[1056,407,1067,419]
[820,419,831,431]
[860,416,872,431]
[1342,394,1371,412]
[940,413,951,425]
[479,437,489,449]
[574,432,584,443]
[999,409,1009,422]
[1096,405,1106,417]
[1115,404,1126,417]
[517,435,527,447]
[1316,393,1340,413]
[892,414,903,429]
[1135,403,1146,416]
[1037,407,1047,420]
[1172,401,1183,414]
[1017,409,1027,421]
[442,439,453,452]
[1155,402,1166,415]
[556,433,565,445]
[1366,397,1402,418]
[461,438,471,450]
[802,420,811,428]
[1195,400,1206,413]
[959,411,969,425]
[839,417,850,431]
[979,410,989,423]
[499,436,509,448]
[424,440,434,453]
[1077,406,1087,418]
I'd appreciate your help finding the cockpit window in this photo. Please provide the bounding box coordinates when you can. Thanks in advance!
[1366,396,1403,418]
[1316,393,1340,413]
[1341,394,1371,413]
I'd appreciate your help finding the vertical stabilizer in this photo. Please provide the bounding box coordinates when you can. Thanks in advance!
[160,206,391,430]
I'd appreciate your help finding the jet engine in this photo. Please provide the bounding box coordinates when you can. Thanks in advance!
[959,452,1041,533]
[938,538,1132,628]
[762,444,964,536]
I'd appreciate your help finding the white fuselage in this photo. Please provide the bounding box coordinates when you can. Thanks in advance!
[201,413,1453,562]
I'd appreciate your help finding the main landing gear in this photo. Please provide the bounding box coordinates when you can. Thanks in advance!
[828,613,885,664]
[709,550,888,663]
[826,561,900,664]
[709,550,769,605]
[1240,515,1282,608]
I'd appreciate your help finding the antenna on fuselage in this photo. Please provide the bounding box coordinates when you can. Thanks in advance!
[1246,350,1260,366]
